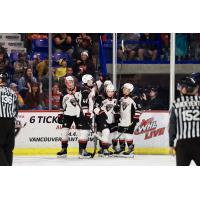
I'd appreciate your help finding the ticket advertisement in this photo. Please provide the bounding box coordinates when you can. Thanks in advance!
[15,111,170,154]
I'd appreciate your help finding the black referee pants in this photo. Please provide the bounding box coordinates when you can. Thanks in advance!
[0,118,15,166]
[176,138,200,166]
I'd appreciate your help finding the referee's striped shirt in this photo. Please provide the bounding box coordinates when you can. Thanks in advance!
[169,95,200,147]
[0,86,18,118]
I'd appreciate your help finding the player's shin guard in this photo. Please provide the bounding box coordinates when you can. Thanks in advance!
[101,129,112,156]
[123,133,134,157]
[61,128,69,149]
[57,128,69,157]
[111,131,119,152]
[78,130,91,158]
[97,132,104,155]
[117,133,125,154]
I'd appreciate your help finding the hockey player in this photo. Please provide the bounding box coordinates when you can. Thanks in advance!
[57,76,81,158]
[116,83,142,157]
[78,74,97,158]
[94,84,119,156]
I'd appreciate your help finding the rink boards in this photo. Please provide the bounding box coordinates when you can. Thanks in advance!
[14,110,170,155]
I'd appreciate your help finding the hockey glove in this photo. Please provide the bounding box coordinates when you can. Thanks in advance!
[113,105,120,113]
[57,114,64,124]
[114,113,120,123]
[99,110,108,120]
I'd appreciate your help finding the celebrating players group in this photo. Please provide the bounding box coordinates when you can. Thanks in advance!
[57,74,142,159]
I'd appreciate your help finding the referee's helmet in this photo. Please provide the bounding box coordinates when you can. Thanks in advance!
[179,77,198,94]
[0,73,8,83]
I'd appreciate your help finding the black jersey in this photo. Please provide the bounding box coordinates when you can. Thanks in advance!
[80,85,96,114]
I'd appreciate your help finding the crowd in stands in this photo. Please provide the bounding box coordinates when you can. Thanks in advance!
[102,33,200,62]
[0,33,99,110]
[1,33,200,111]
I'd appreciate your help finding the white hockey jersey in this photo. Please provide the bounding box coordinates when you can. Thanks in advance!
[101,98,117,124]
[94,94,117,124]
[62,89,81,117]
[119,96,141,127]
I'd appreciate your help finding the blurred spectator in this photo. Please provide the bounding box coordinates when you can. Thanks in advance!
[161,33,170,61]
[138,33,158,61]
[10,83,24,109]
[188,33,200,61]
[145,87,164,110]
[66,66,74,76]
[175,33,188,61]
[41,69,57,98]
[44,83,61,110]
[29,54,41,78]
[0,49,9,74]
[36,57,49,81]
[55,58,68,81]
[18,67,37,98]
[118,33,140,61]
[13,52,29,82]
[73,34,93,62]
[52,83,61,109]
[76,64,87,82]
[53,34,74,58]
[74,51,95,76]
[135,88,149,110]
[24,82,44,110]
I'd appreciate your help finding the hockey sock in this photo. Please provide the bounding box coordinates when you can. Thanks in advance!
[61,141,68,149]
[119,140,125,151]
[127,142,134,150]
[112,139,118,147]
[79,141,87,153]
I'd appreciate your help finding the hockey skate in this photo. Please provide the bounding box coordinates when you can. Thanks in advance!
[79,149,92,159]
[57,148,67,158]
[102,149,113,157]
[122,145,135,158]
[97,148,104,157]
[112,146,119,154]
[113,148,125,157]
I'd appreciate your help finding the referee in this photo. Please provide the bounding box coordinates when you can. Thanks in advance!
[0,73,18,166]
[169,77,200,166]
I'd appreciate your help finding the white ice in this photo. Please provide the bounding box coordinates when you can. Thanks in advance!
[13,155,179,166]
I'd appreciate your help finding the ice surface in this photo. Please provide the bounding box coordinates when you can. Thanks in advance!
[13,155,177,166]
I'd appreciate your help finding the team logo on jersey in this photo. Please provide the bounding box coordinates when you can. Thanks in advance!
[65,97,69,101]
[122,102,128,110]
[106,104,113,112]
[70,98,77,107]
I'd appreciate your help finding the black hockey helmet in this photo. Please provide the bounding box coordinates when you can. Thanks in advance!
[191,72,200,85]
[179,76,198,93]
[0,72,8,82]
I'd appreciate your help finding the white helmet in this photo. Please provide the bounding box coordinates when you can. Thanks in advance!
[104,80,112,87]
[106,84,115,92]
[65,76,74,82]
[82,74,93,84]
[122,83,134,92]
